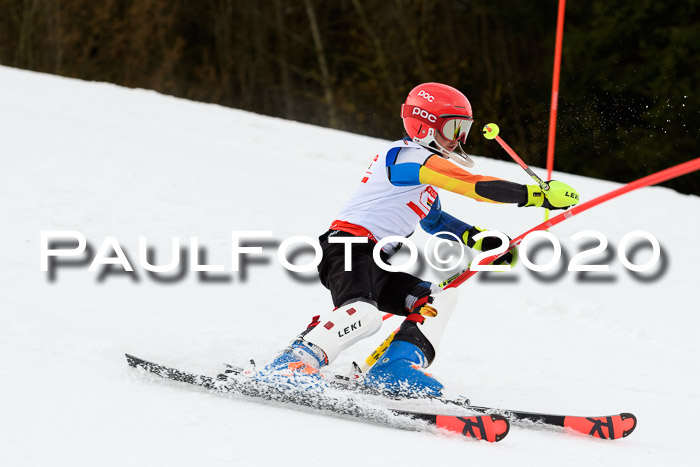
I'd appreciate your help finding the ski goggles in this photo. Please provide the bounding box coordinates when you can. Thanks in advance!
[440,115,473,143]
[401,104,473,143]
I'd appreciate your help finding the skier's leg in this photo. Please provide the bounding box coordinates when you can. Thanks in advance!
[260,231,387,379]
[298,298,383,364]
[365,287,459,396]
[395,286,459,363]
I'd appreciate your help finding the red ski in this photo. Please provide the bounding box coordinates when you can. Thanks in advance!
[468,405,637,440]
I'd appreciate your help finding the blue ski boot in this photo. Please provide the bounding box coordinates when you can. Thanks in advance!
[364,340,444,397]
[255,340,328,392]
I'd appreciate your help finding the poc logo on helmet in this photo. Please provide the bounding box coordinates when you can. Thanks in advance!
[417,90,434,102]
[412,107,437,122]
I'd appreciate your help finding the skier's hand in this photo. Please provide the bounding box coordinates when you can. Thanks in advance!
[522,181,580,210]
[462,226,518,268]
[405,281,442,314]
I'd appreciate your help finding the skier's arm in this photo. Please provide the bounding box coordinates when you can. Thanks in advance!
[387,152,526,204]
[419,196,517,266]
[420,156,580,209]
[419,195,473,239]
[419,155,525,204]
[387,151,578,209]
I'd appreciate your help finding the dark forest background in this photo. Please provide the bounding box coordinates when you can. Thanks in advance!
[1,0,697,194]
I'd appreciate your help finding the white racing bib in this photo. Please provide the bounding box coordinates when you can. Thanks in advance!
[333,140,437,254]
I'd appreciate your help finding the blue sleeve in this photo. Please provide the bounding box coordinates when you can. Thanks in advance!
[419,195,473,241]
[385,147,422,186]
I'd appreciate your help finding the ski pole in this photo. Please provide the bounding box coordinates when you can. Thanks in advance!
[483,123,550,191]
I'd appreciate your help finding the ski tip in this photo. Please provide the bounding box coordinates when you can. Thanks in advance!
[125,353,142,368]
[491,414,510,442]
[563,412,638,440]
[619,412,637,438]
[436,414,510,442]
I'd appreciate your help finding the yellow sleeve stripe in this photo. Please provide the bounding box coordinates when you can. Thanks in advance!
[419,156,507,203]
[419,166,502,203]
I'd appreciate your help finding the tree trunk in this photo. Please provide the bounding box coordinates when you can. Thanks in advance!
[350,0,397,105]
[274,0,294,120]
[303,0,337,128]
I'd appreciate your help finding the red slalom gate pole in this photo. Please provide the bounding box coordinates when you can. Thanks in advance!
[544,0,566,222]
[546,0,566,182]
[443,156,700,290]
[379,157,700,323]
[374,158,699,363]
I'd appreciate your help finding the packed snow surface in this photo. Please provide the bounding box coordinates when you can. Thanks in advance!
[1,66,698,466]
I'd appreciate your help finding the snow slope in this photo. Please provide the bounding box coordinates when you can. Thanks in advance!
[1,65,698,466]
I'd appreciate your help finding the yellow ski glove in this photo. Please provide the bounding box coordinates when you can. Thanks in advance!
[522,180,580,210]
[462,226,518,268]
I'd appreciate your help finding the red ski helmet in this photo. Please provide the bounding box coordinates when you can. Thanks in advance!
[401,83,475,164]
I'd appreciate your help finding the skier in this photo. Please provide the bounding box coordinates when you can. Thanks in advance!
[260,82,580,396]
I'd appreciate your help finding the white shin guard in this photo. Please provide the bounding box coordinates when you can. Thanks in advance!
[303,300,383,364]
